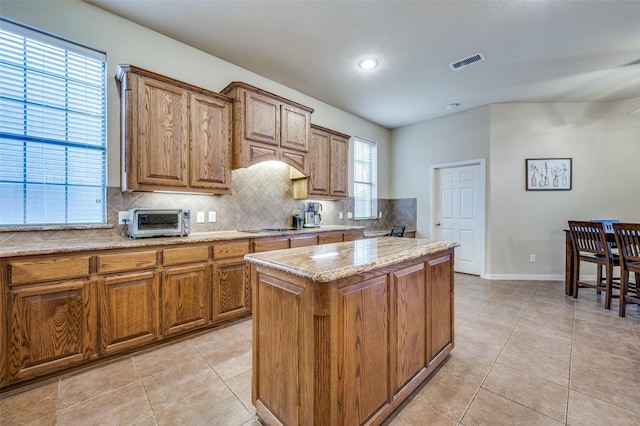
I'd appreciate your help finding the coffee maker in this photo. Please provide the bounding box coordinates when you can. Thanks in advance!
[304,202,323,227]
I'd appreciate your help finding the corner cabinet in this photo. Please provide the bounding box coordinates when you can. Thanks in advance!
[221,82,313,175]
[292,124,349,200]
[115,65,233,194]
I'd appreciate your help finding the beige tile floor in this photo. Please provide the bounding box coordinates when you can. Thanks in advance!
[2,273,640,425]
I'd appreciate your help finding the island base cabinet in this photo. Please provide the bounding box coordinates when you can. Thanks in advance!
[251,249,454,426]
[6,279,94,384]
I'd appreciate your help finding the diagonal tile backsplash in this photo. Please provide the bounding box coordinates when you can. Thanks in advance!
[0,161,416,245]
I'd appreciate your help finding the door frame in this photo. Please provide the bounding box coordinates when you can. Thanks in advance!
[431,159,486,278]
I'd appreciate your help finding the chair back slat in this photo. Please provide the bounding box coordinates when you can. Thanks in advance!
[613,223,640,263]
[568,221,610,257]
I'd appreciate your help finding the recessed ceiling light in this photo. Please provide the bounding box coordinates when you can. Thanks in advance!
[359,58,379,70]
[447,103,461,110]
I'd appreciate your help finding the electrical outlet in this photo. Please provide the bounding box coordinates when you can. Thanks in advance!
[379,212,383,218]
[530,254,536,263]
[208,211,216,222]
[347,212,353,219]
[118,211,128,225]
[196,211,205,223]
[339,212,344,220]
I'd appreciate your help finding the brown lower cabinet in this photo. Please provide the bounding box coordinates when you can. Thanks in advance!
[6,278,94,384]
[99,271,160,355]
[0,230,363,388]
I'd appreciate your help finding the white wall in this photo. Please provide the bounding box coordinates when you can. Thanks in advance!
[489,100,640,279]
[2,0,391,196]
[390,106,491,239]
[391,98,640,279]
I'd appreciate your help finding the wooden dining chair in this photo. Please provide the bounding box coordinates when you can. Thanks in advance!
[568,220,619,309]
[612,223,640,317]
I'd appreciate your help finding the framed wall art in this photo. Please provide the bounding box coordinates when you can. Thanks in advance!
[526,158,572,191]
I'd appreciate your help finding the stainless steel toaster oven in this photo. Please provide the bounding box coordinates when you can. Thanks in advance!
[127,208,190,239]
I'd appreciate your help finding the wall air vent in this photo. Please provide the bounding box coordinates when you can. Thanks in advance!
[449,52,485,71]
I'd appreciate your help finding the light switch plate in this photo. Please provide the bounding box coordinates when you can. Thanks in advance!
[196,211,205,223]
[347,212,353,219]
[339,212,344,220]
[208,211,216,222]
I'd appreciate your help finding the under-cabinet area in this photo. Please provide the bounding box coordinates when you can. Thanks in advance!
[0,227,364,389]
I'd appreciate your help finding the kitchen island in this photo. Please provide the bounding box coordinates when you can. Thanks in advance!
[245,237,457,426]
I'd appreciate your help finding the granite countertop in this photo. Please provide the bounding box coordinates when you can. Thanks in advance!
[0,225,365,257]
[245,236,458,282]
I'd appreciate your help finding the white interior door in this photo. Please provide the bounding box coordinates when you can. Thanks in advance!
[434,163,483,275]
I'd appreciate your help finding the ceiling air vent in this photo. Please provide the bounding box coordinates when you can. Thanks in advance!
[449,52,485,71]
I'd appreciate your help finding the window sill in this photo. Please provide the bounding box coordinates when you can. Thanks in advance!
[0,224,114,232]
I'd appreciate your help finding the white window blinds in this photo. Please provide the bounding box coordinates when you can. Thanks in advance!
[0,19,106,226]
[353,137,377,219]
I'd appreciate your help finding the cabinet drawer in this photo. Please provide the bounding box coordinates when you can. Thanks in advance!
[290,235,318,248]
[213,241,250,260]
[163,245,210,266]
[318,232,343,245]
[8,256,91,285]
[253,237,289,253]
[97,250,157,274]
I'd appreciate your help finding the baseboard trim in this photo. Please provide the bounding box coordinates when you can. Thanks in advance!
[481,274,566,281]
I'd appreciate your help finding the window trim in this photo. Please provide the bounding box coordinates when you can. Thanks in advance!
[352,136,378,220]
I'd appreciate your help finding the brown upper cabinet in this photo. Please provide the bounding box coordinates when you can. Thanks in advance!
[293,124,350,200]
[115,65,233,194]
[221,82,313,175]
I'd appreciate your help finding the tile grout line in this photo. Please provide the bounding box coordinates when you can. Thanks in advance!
[456,280,542,424]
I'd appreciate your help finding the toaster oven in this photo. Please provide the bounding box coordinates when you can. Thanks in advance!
[127,208,191,239]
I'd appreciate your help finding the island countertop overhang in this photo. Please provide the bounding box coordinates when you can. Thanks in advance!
[244,236,459,282]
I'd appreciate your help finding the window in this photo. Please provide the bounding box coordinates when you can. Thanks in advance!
[0,19,106,226]
[353,137,377,219]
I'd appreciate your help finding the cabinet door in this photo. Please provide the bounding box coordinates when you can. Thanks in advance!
[339,275,390,425]
[308,128,330,196]
[280,104,310,152]
[7,279,93,383]
[189,93,232,192]
[213,258,249,322]
[330,134,349,198]
[244,90,279,146]
[162,263,212,336]
[392,262,427,394]
[426,253,454,365]
[136,76,189,187]
[98,271,159,355]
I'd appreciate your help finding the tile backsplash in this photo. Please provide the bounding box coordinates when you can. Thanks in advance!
[0,161,416,246]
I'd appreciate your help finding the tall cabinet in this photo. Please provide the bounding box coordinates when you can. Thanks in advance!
[115,65,233,194]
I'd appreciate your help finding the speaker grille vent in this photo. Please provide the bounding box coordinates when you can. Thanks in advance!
[449,52,485,70]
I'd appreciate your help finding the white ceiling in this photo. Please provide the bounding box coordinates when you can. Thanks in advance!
[85,0,640,129]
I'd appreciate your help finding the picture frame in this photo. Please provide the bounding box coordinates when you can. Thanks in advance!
[526,158,572,191]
